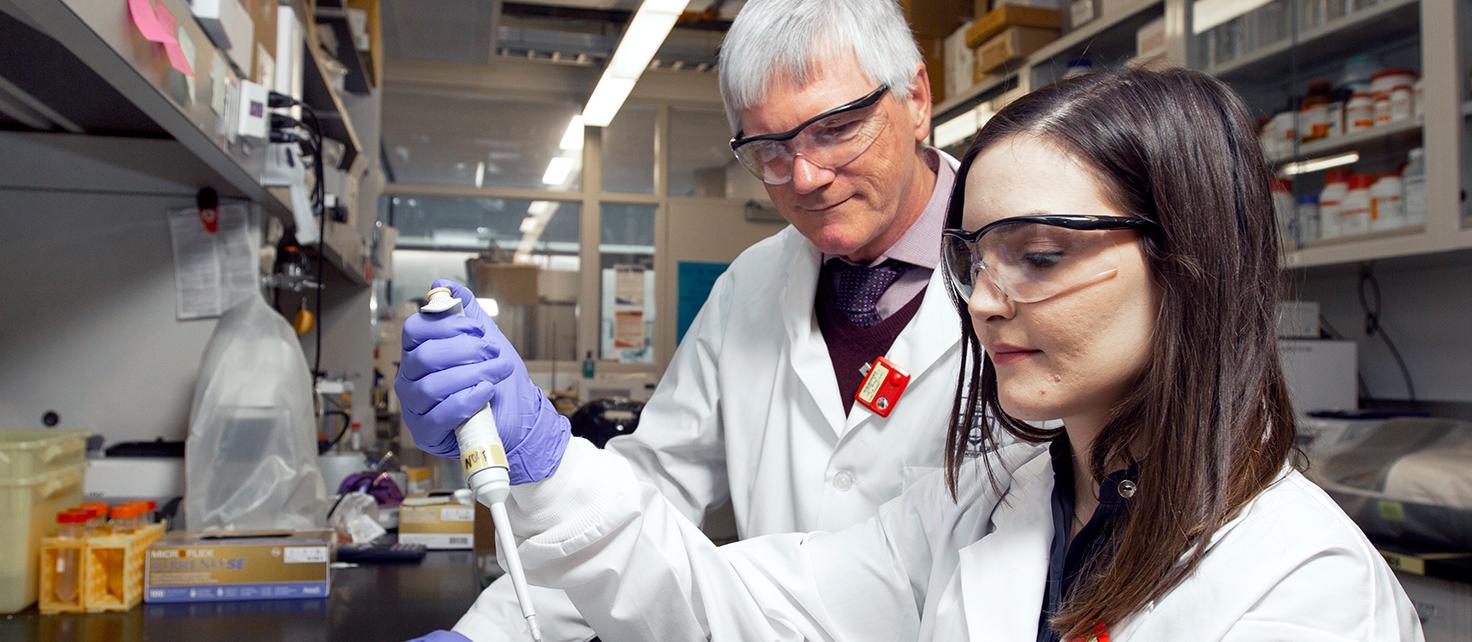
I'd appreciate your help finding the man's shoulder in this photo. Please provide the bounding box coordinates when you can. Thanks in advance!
[722,225,806,281]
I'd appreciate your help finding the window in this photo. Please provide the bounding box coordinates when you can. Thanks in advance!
[599,203,657,363]
[385,195,581,361]
[668,108,766,200]
[600,105,657,194]
[382,90,583,192]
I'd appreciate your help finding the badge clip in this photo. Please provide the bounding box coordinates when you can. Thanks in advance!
[855,356,910,417]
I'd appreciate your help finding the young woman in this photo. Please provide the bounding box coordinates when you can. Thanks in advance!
[423,69,1424,641]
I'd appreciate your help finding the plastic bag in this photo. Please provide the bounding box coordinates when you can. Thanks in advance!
[185,294,327,530]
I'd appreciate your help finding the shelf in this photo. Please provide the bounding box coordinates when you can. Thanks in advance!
[1282,224,1472,271]
[1205,0,1420,82]
[312,7,372,95]
[2,0,292,223]
[267,186,368,284]
[1266,117,1423,166]
[932,73,1018,124]
[1026,0,1163,69]
[302,18,363,170]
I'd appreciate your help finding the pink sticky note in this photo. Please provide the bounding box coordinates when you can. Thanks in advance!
[127,0,170,43]
[152,4,194,77]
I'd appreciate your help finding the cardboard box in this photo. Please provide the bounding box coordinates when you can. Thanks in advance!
[916,35,947,104]
[976,26,1059,74]
[1064,0,1100,32]
[944,24,977,101]
[467,260,541,306]
[1136,16,1166,59]
[400,494,475,550]
[248,0,278,85]
[901,0,967,37]
[966,4,1062,48]
[144,530,331,603]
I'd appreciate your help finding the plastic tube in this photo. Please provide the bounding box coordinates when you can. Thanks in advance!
[421,287,541,642]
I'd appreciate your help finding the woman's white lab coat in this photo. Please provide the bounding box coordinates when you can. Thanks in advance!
[507,439,1425,641]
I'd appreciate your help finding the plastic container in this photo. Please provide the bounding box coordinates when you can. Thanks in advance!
[1271,179,1296,238]
[1403,147,1426,227]
[1338,54,1380,91]
[0,430,88,480]
[1299,80,1333,141]
[1413,78,1424,118]
[1370,69,1415,126]
[1296,194,1320,243]
[0,463,85,614]
[1340,174,1374,236]
[1371,173,1406,231]
[1319,170,1350,240]
[1346,90,1376,132]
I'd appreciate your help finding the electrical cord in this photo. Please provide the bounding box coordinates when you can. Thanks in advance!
[1357,264,1417,402]
[318,410,353,455]
[267,92,328,379]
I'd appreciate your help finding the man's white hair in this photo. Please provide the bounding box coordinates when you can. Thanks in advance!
[718,0,922,134]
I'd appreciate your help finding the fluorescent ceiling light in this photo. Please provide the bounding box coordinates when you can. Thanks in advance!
[527,200,559,218]
[581,0,690,127]
[1193,0,1276,34]
[1280,151,1360,177]
[559,115,585,151]
[475,297,500,318]
[583,76,638,128]
[520,216,540,233]
[606,11,680,78]
[474,161,485,188]
[542,156,575,185]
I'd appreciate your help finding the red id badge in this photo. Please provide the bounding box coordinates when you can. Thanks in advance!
[855,356,910,417]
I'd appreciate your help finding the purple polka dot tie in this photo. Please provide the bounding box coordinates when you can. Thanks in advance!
[831,260,904,328]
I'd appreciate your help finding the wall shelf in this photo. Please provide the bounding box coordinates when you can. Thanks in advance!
[1266,117,1423,165]
[1025,0,1163,70]
[1282,224,1472,272]
[312,6,372,95]
[933,72,1018,125]
[302,15,363,169]
[1205,0,1421,82]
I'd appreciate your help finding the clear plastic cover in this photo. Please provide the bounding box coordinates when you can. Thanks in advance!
[1300,416,1472,549]
[184,295,327,530]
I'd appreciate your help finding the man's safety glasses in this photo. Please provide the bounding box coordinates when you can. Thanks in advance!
[730,85,891,185]
[942,215,1159,304]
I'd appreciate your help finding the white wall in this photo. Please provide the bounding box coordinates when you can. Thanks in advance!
[1292,261,1472,403]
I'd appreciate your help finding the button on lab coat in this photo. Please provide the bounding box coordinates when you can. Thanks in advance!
[456,152,968,640]
[509,440,1425,641]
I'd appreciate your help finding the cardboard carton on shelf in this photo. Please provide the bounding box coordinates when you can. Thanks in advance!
[902,0,972,37]
[976,26,1060,74]
[966,3,1062,48]
[944,23,977,101]
[916,35,947,104]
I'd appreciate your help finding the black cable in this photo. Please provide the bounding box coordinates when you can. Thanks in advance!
[318,410,352,455]
[1357,264,1417,402]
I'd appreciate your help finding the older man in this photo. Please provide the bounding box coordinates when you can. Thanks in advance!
[399,1,968,639]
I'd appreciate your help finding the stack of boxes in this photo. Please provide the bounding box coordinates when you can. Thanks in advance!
[902,1,974,104]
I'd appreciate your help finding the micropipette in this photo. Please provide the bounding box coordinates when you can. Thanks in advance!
[421,287,542,642]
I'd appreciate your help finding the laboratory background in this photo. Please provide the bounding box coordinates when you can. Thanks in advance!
[0,0,1470,639]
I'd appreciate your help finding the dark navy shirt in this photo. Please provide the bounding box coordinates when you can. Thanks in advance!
[1037,438,1137,642]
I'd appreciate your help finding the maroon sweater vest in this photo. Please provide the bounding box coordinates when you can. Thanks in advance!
[814,262,928,415]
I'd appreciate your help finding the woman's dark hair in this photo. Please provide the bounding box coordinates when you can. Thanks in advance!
[942,68,1296,638]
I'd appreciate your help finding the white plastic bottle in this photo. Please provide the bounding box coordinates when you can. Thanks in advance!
[1340,174,1374,236]
[1296,194,1320,243]
[1319,170,1350,240]
[1271,179,1296,238]
[1370,172,1405,231]
[1403,147,1426,228]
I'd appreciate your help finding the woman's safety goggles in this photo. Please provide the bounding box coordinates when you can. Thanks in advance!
[942,215,1159,304]
[730,85,891,185]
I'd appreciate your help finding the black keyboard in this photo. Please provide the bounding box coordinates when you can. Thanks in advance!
[336,538,428,564]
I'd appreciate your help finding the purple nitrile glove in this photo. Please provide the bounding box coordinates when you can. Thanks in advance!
[405,631,470,642]
[394,279,570,485]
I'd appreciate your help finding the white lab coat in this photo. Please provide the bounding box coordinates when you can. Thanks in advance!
[507,439,1425,641]
[455,153,968,641]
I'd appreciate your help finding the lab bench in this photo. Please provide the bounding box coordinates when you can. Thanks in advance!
[0,550,483,641]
